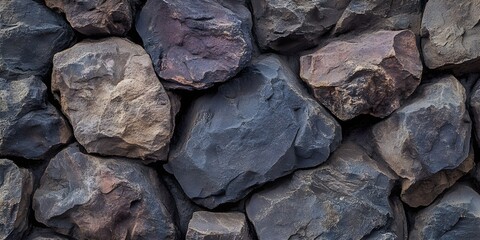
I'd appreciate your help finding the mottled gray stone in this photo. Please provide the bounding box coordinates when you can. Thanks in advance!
[24,228,70,240]
[186,211,252,240]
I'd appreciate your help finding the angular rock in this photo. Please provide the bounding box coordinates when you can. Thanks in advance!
[45,0,140,36]
[251,0,350,53]
[167,55,341,209]
[372,75,471,207]
[246,142,400,240]
[0,76,72,160]
[334,0,422,35]
[410,184,480,239]
[33,144,179,239]
[300,30,423,121]
[0,0,74,78]
[421,0,480,72]
[186,211,252,240]
[0,159,33,240]
[136,0,253,90]
[24,228,70,240]
[51,37,173,162]
[470,79,480,144]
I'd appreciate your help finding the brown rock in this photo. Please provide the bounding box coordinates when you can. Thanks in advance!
[51,37,173,162]
[32,144,179,239]
[45,0,140,36]
[186,211,252,240]
[300,30,422,121]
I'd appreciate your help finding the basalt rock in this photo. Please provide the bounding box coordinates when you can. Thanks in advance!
[167,55,341,209]
[45,0,140,36]
[372,75,471,207]
[136,0,253,90]
[0,76,72,160]
[33,145,179,240]
[186,211,252,240]
[51,37,173,162]
[0,0,74,79]
[300,30,422,121]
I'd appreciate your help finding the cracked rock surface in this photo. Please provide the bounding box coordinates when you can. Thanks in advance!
[186,211,252,240]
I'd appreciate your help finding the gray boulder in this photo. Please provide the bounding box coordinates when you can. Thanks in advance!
[186,211,252,240]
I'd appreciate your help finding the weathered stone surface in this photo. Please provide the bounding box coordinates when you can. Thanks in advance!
[0,0,74,78]
[421,0,480,72]
[0,76,72,160]
[470,79,480,144]
[33,144,179,240]
[167,55,341,209]
[300,30,422,121]
[251,0,350,53]
[51,37,173,162]
[24,228,70,240]
[136,0,252,90]
[0,159,33,240]
[410,184,480,239]
[186,211,252,240]
[246,142,400,240]
[45,0,139,36]
[334,0,422,35]
[372,75,471,207]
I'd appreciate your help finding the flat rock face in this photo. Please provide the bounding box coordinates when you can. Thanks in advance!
[0,159,33,240]
[51,37,173,162]
[136,0,253,90]
[33,145,179,240]
[421,0,480,72]
[24,228,69,240]
[186,211,252,240]
[246,142,399,240]
[300,30,423,121]
[372,75,471,207]
[251,0,350,53]
[0,76,72,160]
[168,55,341,209]
[0,0,74,78]
[45,0,139,36]
[410,185,480,239]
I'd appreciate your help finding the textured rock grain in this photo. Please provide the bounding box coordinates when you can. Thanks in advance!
[186,211,252,240]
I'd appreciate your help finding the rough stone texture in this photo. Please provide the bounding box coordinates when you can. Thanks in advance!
[251,0,350,53]
[421,0,480,72]
[45,0,140,36]
[33,144,179,240]
[51,37,173,162]
[300,30,422,121]
[186,211,252,240]
[334,0,422,35]
[372,75,471,207]
[0,159,33,240]
[410,184,480,239]
[136,0,253,90]
[246,142,400,240]
[24,228,70,240]
[0,0,74,79]
[167,55,341,209]
[470,79,480,144]
[0,76,72,160]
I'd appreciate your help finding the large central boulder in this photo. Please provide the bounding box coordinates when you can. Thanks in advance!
[167,55,341,209]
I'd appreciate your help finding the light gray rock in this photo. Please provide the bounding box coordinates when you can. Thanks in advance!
[186,211,252,240]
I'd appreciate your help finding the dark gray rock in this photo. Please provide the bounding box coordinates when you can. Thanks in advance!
[33,144,179,239]
[470,79,480,145]
[136,0,253,90]
[24,228,70,240]
[251,0,350,53]
[372,75,472,207]
[186,211,252,240]
[421,0,480,72]
[0,76,72,160]
[45,0,140,36]
[167,55,341,209]
[0,159,33,240]
[410,184,480,239]
[0,0,74,78]
[246,142,400,240]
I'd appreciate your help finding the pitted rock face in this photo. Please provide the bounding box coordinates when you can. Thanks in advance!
[167,55,341,209]
[51,37,173,162]
[32,145,179,240]
[300,30,423,121]
[45,0,140,36]
[372,75,471,207]
[0,76,72,160]
[136,0,253,90]
[186,211,252,240]
[0,0,74,79]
